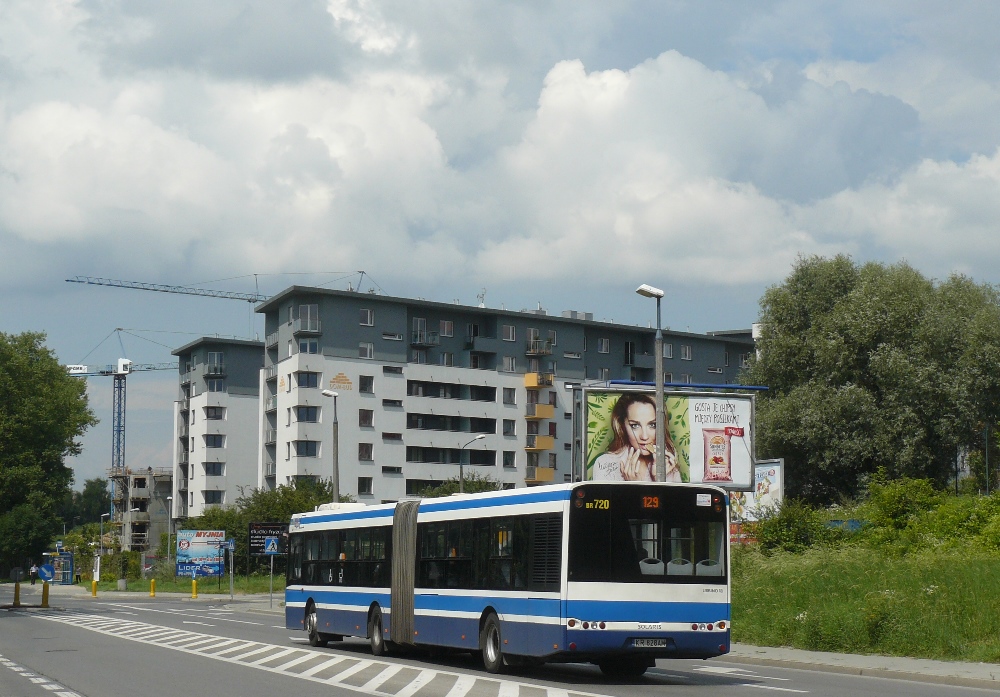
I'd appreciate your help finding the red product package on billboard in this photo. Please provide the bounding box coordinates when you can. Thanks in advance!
[703,429,733,481]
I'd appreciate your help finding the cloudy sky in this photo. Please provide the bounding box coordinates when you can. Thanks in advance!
[3,1,999,487]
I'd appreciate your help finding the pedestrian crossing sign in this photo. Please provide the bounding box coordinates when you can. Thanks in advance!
[264,536,279,554]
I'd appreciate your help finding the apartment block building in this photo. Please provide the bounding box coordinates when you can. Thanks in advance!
[170,337,263,519]
[256,287,755,502]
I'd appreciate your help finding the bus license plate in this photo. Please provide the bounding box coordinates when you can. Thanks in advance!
[633,638,667,648]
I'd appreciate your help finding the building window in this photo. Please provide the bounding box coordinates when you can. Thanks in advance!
[205,406,224,420]
[665,372,673,383]
[359,342,374,359]
[547,361,557,375]
[299,339,318,354]
[382,432,403,441]
[205,434,224,448]
[207,379,225,392]
[383,366,403,374]
[383,398,403,408]
[708,367,723,374]
[299,304,319,328]
[382,332,402,341]
[598,338,610,354]
[411,349,427,364]
[295,406,318,422]
[741,352,752,368]
[502,388,516,405]
[563,351,581,359]
[440,320,454,337]
[527,357,540,373]
[663,343,673,359]
[296,371,320,388]
[359,443,374,460]
[360,308,374,326]
[439,352,453,366]
[359,409,374,427]
[288,340,294,358]
[503,356,516,372]
[598,367,610,381]
[204,491,223,505]
[681,344,692,360]
[207,351,223,367]
[503,419,516,436]
[358,476,374,495]
[204,462,224,476]
[681,374,692,384]
[503,451,516,468]
[548,329,557,346]
[293,440,320,457]
[548,453,557,468]
[548,422,557,438]
[502,325,515,342]
[724,351,730,367]
[359,375,374,393]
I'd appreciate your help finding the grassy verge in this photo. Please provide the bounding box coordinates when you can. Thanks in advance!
[732,545,1000,662]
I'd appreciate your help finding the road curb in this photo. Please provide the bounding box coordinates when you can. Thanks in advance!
[719,654,1000,690]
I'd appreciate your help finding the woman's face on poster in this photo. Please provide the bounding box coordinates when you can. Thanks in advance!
[625,402,656,455]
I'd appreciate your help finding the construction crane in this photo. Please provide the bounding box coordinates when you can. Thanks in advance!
[65,276,271,303]
[66,358,176,550]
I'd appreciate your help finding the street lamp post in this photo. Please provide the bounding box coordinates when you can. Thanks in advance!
[321,390,340,502]
[166,496,173,572]
[460,434,488,494]
[100,513,110,556]
[636,284,667,482]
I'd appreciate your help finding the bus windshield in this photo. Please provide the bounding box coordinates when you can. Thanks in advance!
[568,484,727,584]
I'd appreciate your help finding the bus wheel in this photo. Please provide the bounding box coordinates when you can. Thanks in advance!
[480,614,505,674]
[369,607,388,656]
[306,604,327,648]
[598,658,647,678]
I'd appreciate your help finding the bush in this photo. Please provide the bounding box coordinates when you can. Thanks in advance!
[863,476,941,530]
[755,499,830,553]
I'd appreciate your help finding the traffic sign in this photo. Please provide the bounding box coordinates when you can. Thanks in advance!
[264,537,279,555]
[38,564,55,582]
[248,522,287,555]
[9,568,24,582]
[226,538,235,552]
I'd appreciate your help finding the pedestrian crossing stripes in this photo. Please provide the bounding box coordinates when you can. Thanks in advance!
[34,613,618,697]
[0,653,82,696]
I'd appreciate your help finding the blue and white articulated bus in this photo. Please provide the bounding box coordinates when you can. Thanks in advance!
[285,481,730,677]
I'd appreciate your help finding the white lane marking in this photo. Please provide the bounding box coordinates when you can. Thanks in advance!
[38,613,624,697]
[230,646,274,662]
[272,652,316,671]
[443,674,478,697]
[101,602,262,626]
[301,656,349,677]
[30,676,49,683]
[740,684,808,693]
[695,666,791,681]
[359,664,402,691]
[114,611,138,615]
[393,668,437,697]
[250,648,297,665]
[183,621,216,626]
[272,625,287,629]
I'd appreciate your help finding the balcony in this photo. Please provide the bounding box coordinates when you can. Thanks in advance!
[179,398,190,412]
[264,429,277,445]
[265,461,276,477]
[127,511,150,523]
[292,318,322,335]
[265,364,278,381]
[264,396,278,412]
[266,331,279,347]
[464,335,499,353]
[525,435,555,451]
[178,479,188,492]
[180,371,191,385]
[205,363,226,377]
[178,451,189,465]
[525,466,556,485]
[524,373,554,388]
[526,339,553,356]
[525,403,555,420]
[625,353,656,369]
[411,330,440,347]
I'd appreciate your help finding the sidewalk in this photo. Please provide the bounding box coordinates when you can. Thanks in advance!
[9,583,1000,689]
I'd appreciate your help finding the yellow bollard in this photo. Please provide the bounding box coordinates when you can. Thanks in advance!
[12,581,19,608]
[41,582,49,609]
[150,579,156,597]
[91,580,98,597]
[191,578,198,599]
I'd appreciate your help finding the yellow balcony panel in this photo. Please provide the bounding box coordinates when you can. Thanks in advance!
[525,435,555,451]
[525,403,555,419]
[524,373,554,389]
[525,466,555,485]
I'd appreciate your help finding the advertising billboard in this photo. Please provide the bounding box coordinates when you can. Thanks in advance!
[175,530,225,577]
[248,522,288,556]
[731,459,784,523]
[582,388,754,490]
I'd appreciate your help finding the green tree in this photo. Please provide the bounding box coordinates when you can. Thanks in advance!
[0,332,97,567]
[745,256,1000,504]
[417,472,505,498]
[58,477,111,528]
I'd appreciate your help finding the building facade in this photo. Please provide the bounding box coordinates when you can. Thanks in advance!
[170,337,263,520]
[256,288,755,502]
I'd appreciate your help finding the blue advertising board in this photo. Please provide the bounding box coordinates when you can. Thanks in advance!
[175,530,225,577]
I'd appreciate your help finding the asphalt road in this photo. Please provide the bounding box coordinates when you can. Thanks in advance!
[0,585,996,697]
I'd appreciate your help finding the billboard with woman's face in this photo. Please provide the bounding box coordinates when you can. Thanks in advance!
[583,388,754,490]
